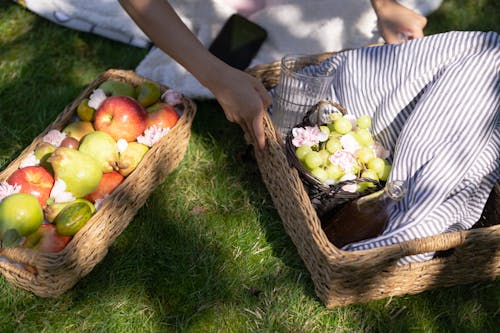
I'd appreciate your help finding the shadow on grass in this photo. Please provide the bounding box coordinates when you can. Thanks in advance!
[1,2,499,332]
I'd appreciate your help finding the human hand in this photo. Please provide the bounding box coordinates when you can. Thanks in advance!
[207,66,272,150]
[373,0,427,44]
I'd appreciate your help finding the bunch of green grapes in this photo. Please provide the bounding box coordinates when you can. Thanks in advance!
[294,114,391,191]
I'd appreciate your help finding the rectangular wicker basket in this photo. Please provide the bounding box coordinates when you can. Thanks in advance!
[0,69,196,297]
[247,53,500,308]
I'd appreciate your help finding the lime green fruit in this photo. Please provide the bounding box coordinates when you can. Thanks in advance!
[319,125,330,136]
[333,117,352,134]
[355,128,374,146]
[379,163,392,181]
[357,147,376,164]
[117,142,150,177]
[295,145,312,161]
[367,157,386,177]
[356,115,372,129]
[310,167,329,182]
[0,193,43,238]
[63,121,95,141]
[325,164,343,180]
[361,169,379,181]
[55,200,95,236]
[79,131,119,173]
[48,147,103,198]
[99,80,136,98]
[303,151,323,170]
[136,81,161,107]
[76,98,96,121]
[326,137,342,153]
[318,149,330,165]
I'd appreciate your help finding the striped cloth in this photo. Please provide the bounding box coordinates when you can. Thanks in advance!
[300,31,500,264]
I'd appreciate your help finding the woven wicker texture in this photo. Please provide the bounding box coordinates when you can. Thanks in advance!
[0,69,196,297]
[247,54,500,308]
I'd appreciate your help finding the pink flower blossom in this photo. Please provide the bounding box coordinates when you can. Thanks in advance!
[340,133,361,154]
[137,125,170,147]
[162,89,183,106]
[0,181,21,202]
[116,139,128,154]
[340,173,358,193]
[344,114,357,130]
[329,150,358,173]
[88,88,107,109]
[50,179,75,203]
[291,126,328,147]
[43,129,66,147]
[371,141,390,159]
[19,151,40,168]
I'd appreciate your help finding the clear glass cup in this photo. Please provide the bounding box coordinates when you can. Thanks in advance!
[271,54,334,137]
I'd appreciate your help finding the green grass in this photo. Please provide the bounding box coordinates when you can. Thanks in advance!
[1,0,499,332]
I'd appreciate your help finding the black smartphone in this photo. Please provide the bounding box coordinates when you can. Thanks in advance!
[209,14,267,70]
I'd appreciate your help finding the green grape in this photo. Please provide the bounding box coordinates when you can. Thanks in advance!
[325,164,343,179]
[357,147,376,164]
[366,157,385,176]
[295,145,313,161]
[361,169,379,181]
[355,128,374,146]
[379,163,392,181]
[356,115,372,129]
[319,125,330,136]
[326,137,342,153]
[303,151,323,170]
[318,149,330,165]
[357,181,377,192]
[333,117,352,134]
[311,167,329,182]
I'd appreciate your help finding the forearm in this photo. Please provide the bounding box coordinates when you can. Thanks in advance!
[118,0,226,89]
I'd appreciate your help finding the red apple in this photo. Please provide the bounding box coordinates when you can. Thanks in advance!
[94,95,148,142]
[22,223,71,253]
[85,170,124,202]
[7,166,54,207]
[146,102,180,129]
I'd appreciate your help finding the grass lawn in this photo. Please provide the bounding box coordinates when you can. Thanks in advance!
[0,0,499,332]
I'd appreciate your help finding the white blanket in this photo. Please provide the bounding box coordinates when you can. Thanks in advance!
[16,0,442,98]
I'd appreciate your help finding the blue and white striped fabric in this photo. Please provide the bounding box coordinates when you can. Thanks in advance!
[300,31,499,264]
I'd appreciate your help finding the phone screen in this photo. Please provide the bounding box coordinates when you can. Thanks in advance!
[209,14,267,70]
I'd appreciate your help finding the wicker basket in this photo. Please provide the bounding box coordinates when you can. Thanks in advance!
[247,54,500,308]
[0,69,196,297]
[283,100,383,221]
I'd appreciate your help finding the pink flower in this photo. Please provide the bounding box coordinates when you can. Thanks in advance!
[291,126,328,147]
[50,179,75,203]
[137,125,170,147]
[161,89,183,106]
[340,173,358,193]
[116,139,128,154]
[340,133,361,154]
[19,151,40,168]
[371,141,390,159]
[88,88,107,109]
[329,150,358,173]
[43,129,66,147]
[0,181,21,202]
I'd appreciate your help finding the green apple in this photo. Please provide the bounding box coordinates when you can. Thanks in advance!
[295,145,312,161]
[99,80,136,98]
[63,121,95,141]
[303,151,323,170]
[136,81,161,107]
[0,193,43,240]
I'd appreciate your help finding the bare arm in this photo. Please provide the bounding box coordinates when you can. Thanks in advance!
[371,0,428,43]
[118,0,272,149]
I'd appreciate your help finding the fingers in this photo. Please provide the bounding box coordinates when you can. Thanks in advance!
[252,112,266,150]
